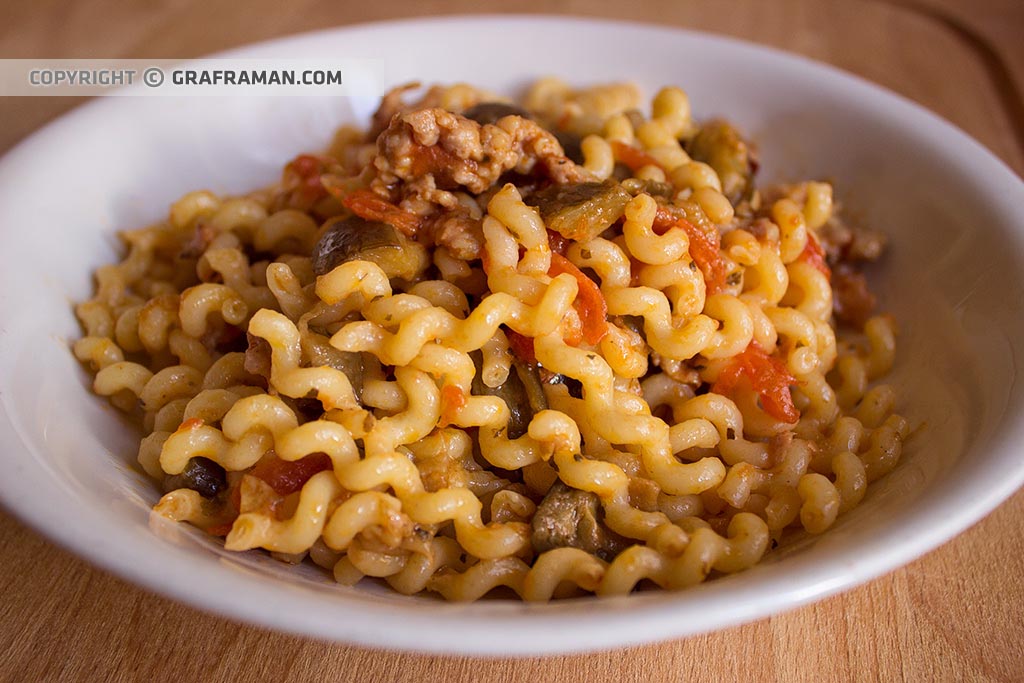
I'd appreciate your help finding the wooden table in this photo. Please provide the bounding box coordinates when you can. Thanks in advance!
[2,1,1022,680]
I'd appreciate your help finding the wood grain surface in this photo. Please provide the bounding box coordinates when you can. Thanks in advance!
[1,1,1022,681]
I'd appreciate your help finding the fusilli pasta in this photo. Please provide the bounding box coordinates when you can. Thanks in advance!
[75,80,907,601]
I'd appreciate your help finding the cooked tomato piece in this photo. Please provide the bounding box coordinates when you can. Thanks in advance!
[712,343,800,423]
[205,522,234,537]
[611,140,665,173]
[799,233,831,280]
[334,188,422,236]
[283,154,330,207]
[506,329,538,367]
[654,207,728,294]
[548,253,609,345]
[547,229,571,255]
[440,384,467,427]
[249,452,333,496]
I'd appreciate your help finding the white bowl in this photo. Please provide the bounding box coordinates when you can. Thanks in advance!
[1,16,1023,656]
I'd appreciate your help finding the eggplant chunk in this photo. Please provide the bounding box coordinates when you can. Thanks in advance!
[531,482,628,561]
[620,177,674,199]
[462,101,531,125]
[163,457,227,499]
[472,355,547,440]
[312,215,426,280]
[687,119,757,204]
[529,180,632,242]
[553,130,584,165]
[302,334,364,400]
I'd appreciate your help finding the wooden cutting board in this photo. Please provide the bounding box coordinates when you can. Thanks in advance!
[1,1,1021,680]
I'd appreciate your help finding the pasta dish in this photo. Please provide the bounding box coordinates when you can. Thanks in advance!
[73,80,907,601]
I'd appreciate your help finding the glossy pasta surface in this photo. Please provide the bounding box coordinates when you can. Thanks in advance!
[74,80,906,601]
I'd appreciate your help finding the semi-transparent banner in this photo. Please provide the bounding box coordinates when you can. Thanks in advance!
[0,59,381,96]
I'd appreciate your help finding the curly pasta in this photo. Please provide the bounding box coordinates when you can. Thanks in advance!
[75,80,908,602]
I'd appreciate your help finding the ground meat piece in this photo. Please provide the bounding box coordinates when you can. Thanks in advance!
[244,332,272,380]
[178,220,215,259]
[832,264,877,328]
[847,227,886,262]
[744,217,780,243]
[367,83,488,140]
[369,82,422,140]
[530,482,628,561]
[423,209,485,260]
[372,108,591,208]
[200,323,245,353]
[414,448,472,493]
[650,353,702,388]
[628,477,661,513]
[409,430,483,493]
[818,216,887,264]
[767,430,795,468]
